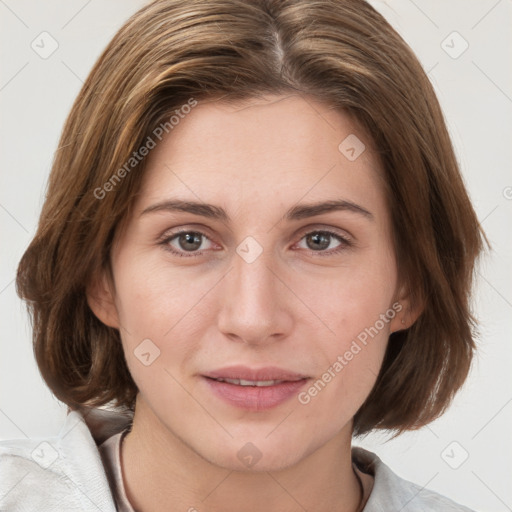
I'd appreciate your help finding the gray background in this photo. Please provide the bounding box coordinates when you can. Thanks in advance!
[1,1,511,510]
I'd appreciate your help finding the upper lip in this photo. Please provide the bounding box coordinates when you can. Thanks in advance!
[203,365,309,382]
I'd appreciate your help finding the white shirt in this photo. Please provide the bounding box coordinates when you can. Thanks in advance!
[0,408,476,511]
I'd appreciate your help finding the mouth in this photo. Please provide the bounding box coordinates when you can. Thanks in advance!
[208,378,291,387]
[202,366,310,411]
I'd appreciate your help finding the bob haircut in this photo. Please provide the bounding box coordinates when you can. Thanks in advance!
[17,0,485,437]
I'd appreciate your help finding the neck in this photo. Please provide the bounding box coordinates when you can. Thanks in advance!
[121,397,363,512]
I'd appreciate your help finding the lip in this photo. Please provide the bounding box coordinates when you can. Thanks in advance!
[202,365,310,411]
[203,365,309,382]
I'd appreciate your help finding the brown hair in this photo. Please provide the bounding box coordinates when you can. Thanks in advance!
[16,0,486,436]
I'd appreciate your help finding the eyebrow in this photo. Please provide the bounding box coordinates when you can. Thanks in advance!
[140,198,374,222]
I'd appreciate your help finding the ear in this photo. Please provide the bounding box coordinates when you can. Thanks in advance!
[86,268,120,329]
[388,283,424,333]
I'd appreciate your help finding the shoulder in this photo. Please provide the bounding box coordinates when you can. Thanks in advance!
[352,446,477,512]
[0,409,126,512]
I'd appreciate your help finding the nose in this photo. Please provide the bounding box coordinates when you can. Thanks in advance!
[216,247,293,346]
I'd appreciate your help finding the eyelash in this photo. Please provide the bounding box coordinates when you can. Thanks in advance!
[159,228,353,258]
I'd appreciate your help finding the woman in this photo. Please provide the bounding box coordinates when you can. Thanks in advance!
[1,0,484,510]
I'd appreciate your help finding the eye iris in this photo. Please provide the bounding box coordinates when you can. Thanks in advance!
[173,232,337,253]
[306,232,331,251]
[178,232,202,251]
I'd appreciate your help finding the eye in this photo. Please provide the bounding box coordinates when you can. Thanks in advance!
[159,228,352,259]
[295,230,351,255]
[162,230,214,257]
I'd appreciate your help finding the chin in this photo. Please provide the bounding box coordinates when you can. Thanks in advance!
[191,431,317,473]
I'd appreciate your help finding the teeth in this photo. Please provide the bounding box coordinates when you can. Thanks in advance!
[215,378,282,387]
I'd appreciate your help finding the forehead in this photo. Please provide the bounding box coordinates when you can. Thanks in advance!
[136,94,387,219]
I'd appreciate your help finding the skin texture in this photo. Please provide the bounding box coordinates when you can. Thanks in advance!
[88,94,413,512]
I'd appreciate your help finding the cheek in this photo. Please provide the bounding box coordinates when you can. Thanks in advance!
[291,247,396,405]
[296,310,390,433]
[112,248,216,336]
[292,248,397,342]
[111,251,223,393]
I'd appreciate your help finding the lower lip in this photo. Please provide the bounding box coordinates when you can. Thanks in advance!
[203,377,309,411]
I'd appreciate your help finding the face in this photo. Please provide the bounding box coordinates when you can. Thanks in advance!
[91,94,406,471]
